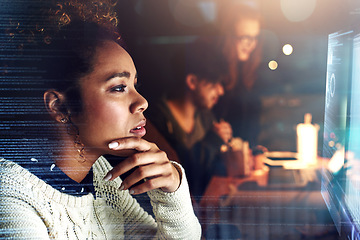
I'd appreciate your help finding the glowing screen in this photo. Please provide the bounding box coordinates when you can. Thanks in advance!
[322,29,360,239]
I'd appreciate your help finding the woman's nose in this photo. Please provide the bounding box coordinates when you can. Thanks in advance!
[130,92,148,113]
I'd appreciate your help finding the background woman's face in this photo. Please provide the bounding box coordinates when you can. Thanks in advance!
[73,40,148,156]
[234,18,260,62]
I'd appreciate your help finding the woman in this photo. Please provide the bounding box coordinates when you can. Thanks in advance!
[214,3,263,149]
[0,18,201,239]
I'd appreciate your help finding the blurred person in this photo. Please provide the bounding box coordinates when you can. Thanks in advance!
[214,3,264,150]
[146,40,232,197]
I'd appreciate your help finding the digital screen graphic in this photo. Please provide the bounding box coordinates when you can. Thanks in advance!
[322,29,360,239]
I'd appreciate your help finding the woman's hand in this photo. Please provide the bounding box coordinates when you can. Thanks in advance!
[103,137,181,195]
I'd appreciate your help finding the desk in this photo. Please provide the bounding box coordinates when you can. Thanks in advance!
[198,170,338,239]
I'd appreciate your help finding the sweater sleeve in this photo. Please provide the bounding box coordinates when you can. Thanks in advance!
[147,162,202,240]
[94,156,201,239]
[0,196,50,239]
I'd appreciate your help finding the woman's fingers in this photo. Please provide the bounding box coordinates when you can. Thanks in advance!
[108,137,154,152]
[119,161,176,195]
[104,148,165,181]
[103,137,180,193]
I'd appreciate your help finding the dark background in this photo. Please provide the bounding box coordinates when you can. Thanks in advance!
[114,0,360,152]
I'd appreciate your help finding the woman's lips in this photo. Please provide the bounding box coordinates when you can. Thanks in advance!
[130,125,146,137]
[130,120,146,137]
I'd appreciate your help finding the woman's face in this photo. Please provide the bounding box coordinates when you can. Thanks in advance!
[73,40,148,156]
[234,18,260,62]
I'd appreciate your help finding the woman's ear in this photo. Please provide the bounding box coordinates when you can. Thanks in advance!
[43,90,68,123]
[185,74,199,91]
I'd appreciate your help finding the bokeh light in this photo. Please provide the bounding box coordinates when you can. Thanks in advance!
[280,0,317,22]
[283,44,293,55]
[268,60,278,70]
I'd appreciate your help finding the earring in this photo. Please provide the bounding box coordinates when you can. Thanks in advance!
[74,134,86,163]
[66,117,86,163]
[60,117,68,123]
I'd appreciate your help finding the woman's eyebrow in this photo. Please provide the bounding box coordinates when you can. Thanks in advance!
[105,72,131,82]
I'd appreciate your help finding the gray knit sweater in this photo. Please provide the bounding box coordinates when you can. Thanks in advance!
[0,156,201,239]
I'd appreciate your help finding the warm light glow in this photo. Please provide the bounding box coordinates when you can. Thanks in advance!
[296,114,319,166]
[283,44,293,55]
[328,147,345,173]
[268,60,278,70]
[280,0,317,22]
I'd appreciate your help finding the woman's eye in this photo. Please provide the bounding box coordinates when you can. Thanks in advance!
[111,84,126,92]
